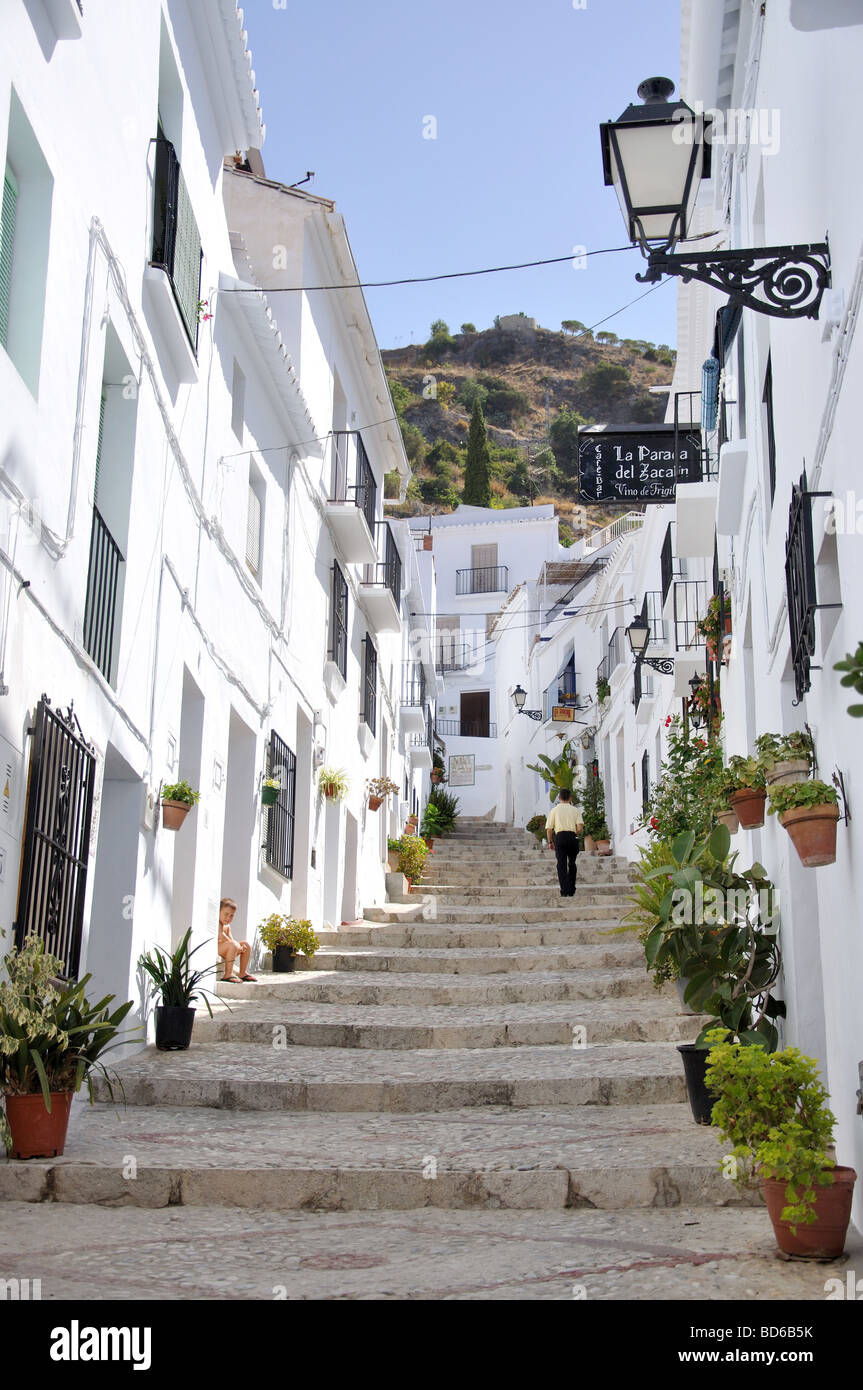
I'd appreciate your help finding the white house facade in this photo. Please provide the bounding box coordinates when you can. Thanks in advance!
[0,1,423,1044]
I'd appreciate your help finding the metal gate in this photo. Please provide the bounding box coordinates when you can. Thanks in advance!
[14,696,97,978]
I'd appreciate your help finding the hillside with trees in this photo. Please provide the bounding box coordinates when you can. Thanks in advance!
[382,315,675,543]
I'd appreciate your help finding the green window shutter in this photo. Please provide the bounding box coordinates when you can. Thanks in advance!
[94,393,106,503]
[0,166,18,349]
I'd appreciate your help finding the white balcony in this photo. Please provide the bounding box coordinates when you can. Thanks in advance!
[675,480,719,558]
[325,433,379,564]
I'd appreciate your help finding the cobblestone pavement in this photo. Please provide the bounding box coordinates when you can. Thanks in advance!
[1,1202,859,1300]
[2,821,859,1301]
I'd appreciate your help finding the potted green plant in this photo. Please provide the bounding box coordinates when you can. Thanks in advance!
[161,779,200,830]
[711,794,739,835]
[594,822,611,855]
[395,834,428,886]
[430,754,446,785]
[705,1033,856,1257]
[596,676,611,705]
[639,826,784,1122]
[420,801,444,847]
[258,915,319,973]
[719,756,767,828]
[138,927,223,1051]
[697,593,731,660]
[426,786,459,834]
[1,936,135,1159]
[367,776,399,811]
[768,779,841,867]
[527,740,580,804]
[525,813,547,845]
[387,836,403,873]
[261,776,281,807]
[755,730,813,787]
[319,766,349,801]
[581,765,606,852]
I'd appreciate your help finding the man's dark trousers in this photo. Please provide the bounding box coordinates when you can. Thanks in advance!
[554,831,579,896]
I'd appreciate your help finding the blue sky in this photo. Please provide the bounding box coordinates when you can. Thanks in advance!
[241,0,681,350]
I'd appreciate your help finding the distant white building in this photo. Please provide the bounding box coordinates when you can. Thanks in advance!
[408,506,560,817]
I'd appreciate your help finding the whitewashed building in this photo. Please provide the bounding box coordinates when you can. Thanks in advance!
[0,1,420,1041]
[408,506,561,818]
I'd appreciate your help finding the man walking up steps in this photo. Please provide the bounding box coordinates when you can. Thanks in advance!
[545,788,584,898]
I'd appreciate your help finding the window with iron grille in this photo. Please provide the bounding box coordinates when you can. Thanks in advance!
[641,750,650,812]
[785,470,840,704]
[330,562,348,679]
[151,132,202,351]
[264,730,296,880]
[362,636,377,735]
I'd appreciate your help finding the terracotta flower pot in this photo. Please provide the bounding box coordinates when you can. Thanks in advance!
[763,1166,856,1258]
[584,835,597,854]
[323,785,338,800]
[387,850,400,873]
[765,760,810,788]
[430,771,443,784]
[368,794,384,811]
[716,808,740,835]
[729,787,767,829]
[161,799,191,830]
[779,803,840,867]
[4,1091,73,1159]
[596,840,611,856]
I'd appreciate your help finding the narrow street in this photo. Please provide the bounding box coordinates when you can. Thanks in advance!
[2,822,856,1299]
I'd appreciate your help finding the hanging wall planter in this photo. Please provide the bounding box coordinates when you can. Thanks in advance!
[728,788,767,829]
[779,803,840,867]
[160,780,200,831]
[261,780,280,807]
[318,767,349,802]
[716,807,739,835]
[368,795,384,811]
[766,761,810,788]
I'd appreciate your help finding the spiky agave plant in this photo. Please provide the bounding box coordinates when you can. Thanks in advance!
[138,928,222,1015]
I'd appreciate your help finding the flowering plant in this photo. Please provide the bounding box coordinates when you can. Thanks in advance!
[196,299,213,323]
[640,716,724,842]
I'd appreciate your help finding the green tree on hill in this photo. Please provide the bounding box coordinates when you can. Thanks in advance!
[463,400,492,506]
[549,409,586,478]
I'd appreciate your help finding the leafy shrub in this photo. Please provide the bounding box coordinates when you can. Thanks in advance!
[427,785,460,832]
[258,915,319,957]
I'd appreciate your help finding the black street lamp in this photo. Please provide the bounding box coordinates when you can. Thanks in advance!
[625,613,674,674]
[600,78,831,320]
[512,685,543,722]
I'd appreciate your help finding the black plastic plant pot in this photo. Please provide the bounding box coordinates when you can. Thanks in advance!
[261,785,279,807]
[155,1005,196,1051]
[677,1042,716,1125]
[273,945,297,973]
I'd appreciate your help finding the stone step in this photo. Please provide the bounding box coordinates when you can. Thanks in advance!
[417,884,631,901]
[0,1102,754,1212]
[192,997,700,1049]
[424,906,630,926]
[328,922,634,948]
[298,942,643,975]
[217,967,657,1006]
[95,1041,689,1113]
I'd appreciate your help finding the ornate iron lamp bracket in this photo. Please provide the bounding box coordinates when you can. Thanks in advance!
[639,656,675,675]
[636,242,831,320]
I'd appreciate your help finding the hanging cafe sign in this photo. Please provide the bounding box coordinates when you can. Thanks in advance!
[577,424,702,504]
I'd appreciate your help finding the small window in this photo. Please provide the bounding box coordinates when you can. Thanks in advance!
[246,463,264,579]
[231,359,245,442]
[330,562,348,679]
[264,730,296,880]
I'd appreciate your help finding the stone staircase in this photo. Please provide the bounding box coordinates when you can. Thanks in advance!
[0,819,745,1215]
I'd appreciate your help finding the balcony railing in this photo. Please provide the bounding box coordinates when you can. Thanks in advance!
[607,626,625,675]
[436,718,496,739]
[401,661,426,707]
[365,520,401,605]
[328,431,377,534]
[411,705,435,750]
[596,653,610,688]
[660,524,674,605]
[437,639,481,671]
[83,506,124,682]
[640,591,667,645]
[151,136,202,351]
[455,565,508,596]
[673,580,708,652]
